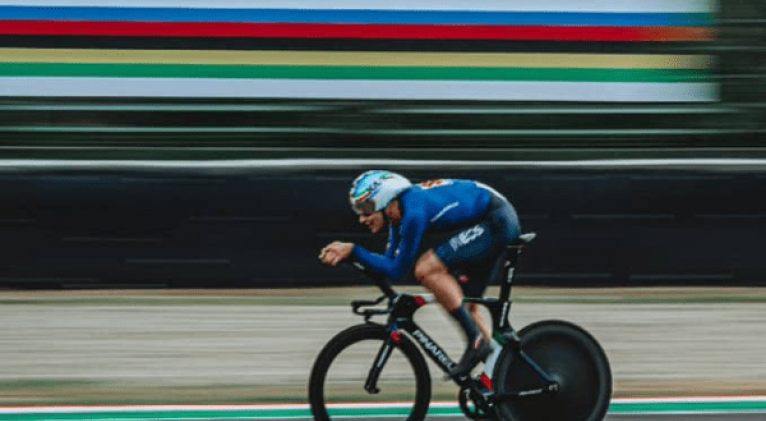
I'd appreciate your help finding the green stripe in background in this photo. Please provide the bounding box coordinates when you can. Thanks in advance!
[0,63,711,82]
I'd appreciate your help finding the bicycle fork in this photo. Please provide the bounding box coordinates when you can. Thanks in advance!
[365,335,396,394]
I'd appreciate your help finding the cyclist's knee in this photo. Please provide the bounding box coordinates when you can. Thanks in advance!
[414,250,448,284]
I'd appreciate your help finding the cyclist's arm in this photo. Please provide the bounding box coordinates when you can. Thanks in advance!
[352,210,427,282]
[384,225,399,259]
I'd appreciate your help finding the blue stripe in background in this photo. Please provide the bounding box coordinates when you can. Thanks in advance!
[0,7,714,26]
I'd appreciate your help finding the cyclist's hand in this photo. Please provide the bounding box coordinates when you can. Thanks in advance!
[319,242,353,266]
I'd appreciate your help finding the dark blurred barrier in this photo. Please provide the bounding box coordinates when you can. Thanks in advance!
[2,163,766,289]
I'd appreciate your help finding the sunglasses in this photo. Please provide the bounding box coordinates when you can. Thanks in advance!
[352,200,377,216]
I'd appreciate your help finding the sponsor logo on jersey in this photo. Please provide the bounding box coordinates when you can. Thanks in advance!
[449,225,485,251]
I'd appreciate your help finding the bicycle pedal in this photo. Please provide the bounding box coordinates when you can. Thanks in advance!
[458,384,494,420]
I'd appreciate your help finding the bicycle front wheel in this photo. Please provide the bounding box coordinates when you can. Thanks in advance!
[309,324,432,421]
[493,320,612,421]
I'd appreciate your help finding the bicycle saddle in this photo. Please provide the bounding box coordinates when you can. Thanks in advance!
[510,232,536,247]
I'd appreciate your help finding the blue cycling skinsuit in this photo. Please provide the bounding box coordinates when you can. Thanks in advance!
[352,179,521,297]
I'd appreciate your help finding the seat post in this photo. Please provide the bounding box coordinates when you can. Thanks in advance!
[498,245,522,303]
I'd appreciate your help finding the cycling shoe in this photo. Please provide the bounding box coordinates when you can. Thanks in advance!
[448,337,492,379]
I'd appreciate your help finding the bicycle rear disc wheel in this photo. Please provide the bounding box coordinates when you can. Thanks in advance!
[309,324,431,421]
[493,320,612,421]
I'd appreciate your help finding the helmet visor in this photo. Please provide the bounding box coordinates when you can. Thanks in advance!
[351,198,376,216]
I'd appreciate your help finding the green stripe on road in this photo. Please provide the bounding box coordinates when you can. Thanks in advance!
[610,399,766,414]
[0,63,710,82]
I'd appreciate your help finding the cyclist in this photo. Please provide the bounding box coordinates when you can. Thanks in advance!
[319,170,521,378]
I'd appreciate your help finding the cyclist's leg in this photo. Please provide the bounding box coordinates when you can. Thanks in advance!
[443,226,495,329]
[412,249,493,340]
[467,303,492,344]
[415,250,490,377]
[416,247,494,341]
[415,220,501,376]
[416,195,521,376]
[414,250,464,311]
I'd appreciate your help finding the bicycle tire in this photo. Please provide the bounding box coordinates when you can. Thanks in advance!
[309,324,432,421]
[493,320,612,421]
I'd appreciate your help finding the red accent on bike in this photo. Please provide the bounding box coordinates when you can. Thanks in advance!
[480,373,494,391]
[414,296,427,307]
[391,330,402,344]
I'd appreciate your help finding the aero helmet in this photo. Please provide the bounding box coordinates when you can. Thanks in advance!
[349,171,412,215]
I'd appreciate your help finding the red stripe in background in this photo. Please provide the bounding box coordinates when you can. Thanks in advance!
[0,21,714,41]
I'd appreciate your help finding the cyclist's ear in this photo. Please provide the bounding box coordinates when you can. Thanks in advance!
[384,199,402,223]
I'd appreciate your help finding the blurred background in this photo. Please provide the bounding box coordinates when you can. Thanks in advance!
[0,0,763,289]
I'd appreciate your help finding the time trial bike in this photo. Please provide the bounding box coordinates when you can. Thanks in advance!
[308,233,612,421]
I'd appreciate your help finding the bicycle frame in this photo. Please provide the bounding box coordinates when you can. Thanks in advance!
[351,238,559,403]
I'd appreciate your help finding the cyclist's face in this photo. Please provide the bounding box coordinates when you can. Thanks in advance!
[359,211,385,234]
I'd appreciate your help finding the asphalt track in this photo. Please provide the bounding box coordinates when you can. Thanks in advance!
[3,297,765,399]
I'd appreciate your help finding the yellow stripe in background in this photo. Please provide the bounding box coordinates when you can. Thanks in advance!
[0,49,715,69]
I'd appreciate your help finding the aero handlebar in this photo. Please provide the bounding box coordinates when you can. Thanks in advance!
[349,261,397,298]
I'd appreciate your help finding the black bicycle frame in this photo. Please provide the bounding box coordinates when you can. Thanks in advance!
[354,239,558,401]
[362,293,462,394]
